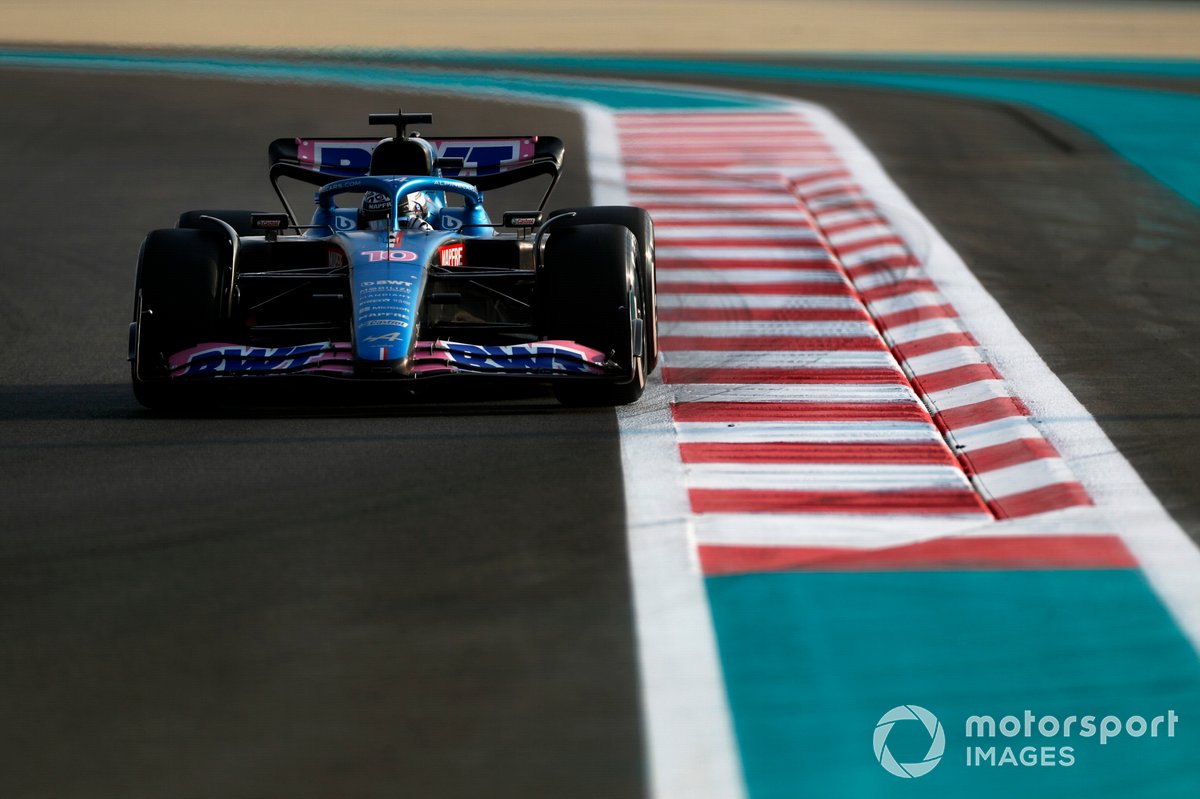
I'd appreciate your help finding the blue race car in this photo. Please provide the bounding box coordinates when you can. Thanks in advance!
[129,108,656,408]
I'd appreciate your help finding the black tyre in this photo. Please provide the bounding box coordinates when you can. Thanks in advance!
[540,223,646,406]
[546,206,657,372]
[131,228,225,409]
[178,209,262,237]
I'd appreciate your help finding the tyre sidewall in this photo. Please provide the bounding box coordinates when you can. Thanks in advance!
[546,206,657,372]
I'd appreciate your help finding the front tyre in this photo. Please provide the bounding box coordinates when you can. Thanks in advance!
[131,228,225,409]
[546,206,657,373]
[540,223,646,407]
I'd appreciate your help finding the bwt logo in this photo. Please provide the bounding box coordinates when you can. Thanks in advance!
[874,705,945,778]
[314,143,519,177]
[437,144,517,177]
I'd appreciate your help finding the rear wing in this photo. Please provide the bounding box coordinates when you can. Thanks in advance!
[268,135,564,224]
[269,135,563,189]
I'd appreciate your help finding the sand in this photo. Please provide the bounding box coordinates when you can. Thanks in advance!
[1,0,1198,57]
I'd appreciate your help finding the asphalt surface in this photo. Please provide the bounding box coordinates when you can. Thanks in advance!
[0,70,643,799]
[3,55,1200,799]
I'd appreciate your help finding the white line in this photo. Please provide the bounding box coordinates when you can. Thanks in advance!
[627,178,789,192]
[684,462,973,491]
[885,317,968,344]
[656,294,862,310]
[656,245,833,260]
[632,165,827,180]
[621,133,819,142]
[624,143,829,154]
[671,383,920,403]
[826,224,899,246]
[663,351,896,369]
[649,209,811,223]
[975,458,1079,497]
[855,267,924,291]
[620,125,815,134]
[922,380,1012,411]
[869,291,947,316]
[626,157,833,168]
[692,505,1109,547]
[655,226,820,241]
[903,346,988,376]
[675,420,944,444]
[816,208,885,228]
[619,125,817,134]
[587,103,747,799]
[628,176,787,189]
[791,176,857,196]
[659,321,878,337]
[949,416,1046,450]
[582,102,630,207]
[626,192,798,206]
[657,269,842,284]
[836,242,912,268]
[620,115,809,122]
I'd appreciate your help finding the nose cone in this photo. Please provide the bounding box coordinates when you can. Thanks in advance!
[354,354,412,377]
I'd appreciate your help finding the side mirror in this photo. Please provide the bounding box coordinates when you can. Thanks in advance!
[502,211,542,231]
[435,157,466,174]
[250,212,291,241]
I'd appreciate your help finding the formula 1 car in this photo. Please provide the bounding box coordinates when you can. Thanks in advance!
[129,108,656,408]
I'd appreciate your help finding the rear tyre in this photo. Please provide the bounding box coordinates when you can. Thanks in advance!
[540,224,646,407]
[178,209,262,237]
[131,228,225,409]
[546,206,657,372]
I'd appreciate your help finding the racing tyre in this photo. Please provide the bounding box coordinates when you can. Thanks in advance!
[546,206,657,372]
[178,209,262,237]
[131,228,225,409]
[540,223,646,406]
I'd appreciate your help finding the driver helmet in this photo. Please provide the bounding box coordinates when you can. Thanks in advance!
[360,191,396,230]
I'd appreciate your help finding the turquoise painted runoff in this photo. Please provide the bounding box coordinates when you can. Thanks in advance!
[707,569,1200,798]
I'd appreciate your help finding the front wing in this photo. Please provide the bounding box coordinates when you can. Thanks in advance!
[165,340,614,379]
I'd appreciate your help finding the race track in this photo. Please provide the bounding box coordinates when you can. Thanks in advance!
[1,53,1198,798]
[0,70,643,799]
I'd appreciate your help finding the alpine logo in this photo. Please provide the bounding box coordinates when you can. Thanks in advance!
[365,332,407,343]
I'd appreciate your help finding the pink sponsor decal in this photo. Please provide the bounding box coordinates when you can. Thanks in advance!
[360,249,418,263]
[411,339,609,374]
[296,138,378,166]
[167,341,353,376]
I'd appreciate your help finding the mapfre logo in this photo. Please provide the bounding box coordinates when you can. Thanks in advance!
[439,243,465,267]
[874,705,945,779]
